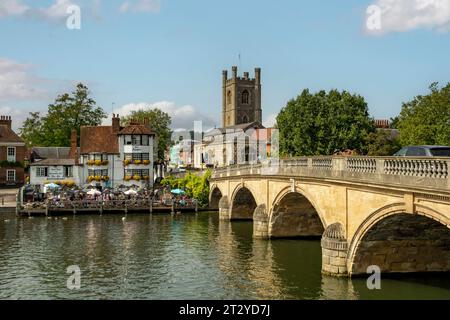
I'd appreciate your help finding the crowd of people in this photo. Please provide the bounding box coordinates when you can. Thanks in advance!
[21,185,197,211]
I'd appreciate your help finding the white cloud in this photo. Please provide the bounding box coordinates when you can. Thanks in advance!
[0,0,99,22]
[106,101,218,131]
[119,0,161,13]
[0,0,29,17]
[366,0,450,35]
[35,0,78,21]
[263,113,277,128]
[0,58,46,101]
[0,106,27,131]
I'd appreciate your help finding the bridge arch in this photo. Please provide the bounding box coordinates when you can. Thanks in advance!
[229,184,258,221]
[348,204,450,276]
[209,184,223,210]
[268,187,326,238]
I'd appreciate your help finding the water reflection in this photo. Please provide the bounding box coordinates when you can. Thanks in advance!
[0,213,449,300]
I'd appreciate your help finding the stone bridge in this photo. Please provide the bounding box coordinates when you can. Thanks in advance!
[209,157,450,277]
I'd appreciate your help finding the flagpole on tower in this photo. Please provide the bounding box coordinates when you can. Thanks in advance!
[238,53,241,71]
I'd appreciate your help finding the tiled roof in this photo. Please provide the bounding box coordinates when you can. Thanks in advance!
[80,126,119,154]
[117,124,155,135]
[30,159,76,166]
[204,122,265,137]
[0,125,24,143]
[32,147,72,160]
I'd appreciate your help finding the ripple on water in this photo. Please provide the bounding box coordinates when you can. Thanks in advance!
[1,214,450,300]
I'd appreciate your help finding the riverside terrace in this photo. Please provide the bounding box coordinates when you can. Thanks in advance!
[16,186,201,217]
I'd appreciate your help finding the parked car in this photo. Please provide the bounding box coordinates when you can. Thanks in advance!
[393,146,450,157]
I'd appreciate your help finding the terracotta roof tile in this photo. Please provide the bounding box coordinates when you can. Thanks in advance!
[118,124,155,135]
[0,125,24,143]
[80,126,119,154]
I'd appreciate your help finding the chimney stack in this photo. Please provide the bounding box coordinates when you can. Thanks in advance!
[0,115,12,129]
[112,113,121,133]
[69,129,79,165]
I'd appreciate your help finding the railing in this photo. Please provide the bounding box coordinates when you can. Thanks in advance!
[211,157,450,191]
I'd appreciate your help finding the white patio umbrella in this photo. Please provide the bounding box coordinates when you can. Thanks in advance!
[87,189,101,196]
[124,189,138,195]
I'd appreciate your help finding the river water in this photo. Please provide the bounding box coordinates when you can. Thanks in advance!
[0,212,449,300]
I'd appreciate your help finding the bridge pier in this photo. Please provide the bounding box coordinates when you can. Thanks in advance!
[321,223,349,277]
[218,196,230,221]
[253,204,269,239]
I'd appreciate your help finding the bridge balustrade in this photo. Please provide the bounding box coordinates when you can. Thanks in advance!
[212,157,450,191]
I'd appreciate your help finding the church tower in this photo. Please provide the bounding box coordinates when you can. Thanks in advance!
[222,66,262,128]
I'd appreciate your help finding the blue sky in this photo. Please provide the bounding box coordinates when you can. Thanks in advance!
[1,0,450,130]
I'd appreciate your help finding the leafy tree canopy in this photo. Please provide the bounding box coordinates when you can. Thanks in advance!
[366,130,402,156]
[161,170,212,208]
[397,82,450,146]
[20,83,106,147]
[122,108,173,161]
[276,89,375,156]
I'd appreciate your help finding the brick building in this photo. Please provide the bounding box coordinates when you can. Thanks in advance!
[0,116,27,187]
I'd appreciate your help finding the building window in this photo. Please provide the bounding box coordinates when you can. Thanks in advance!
[124,169,150,177]
[6,170,15,182]
[36,167,48,177]
[132,135,141,146]
[227,91,232,105]
[88,169,108,177]
[7,147,16,162]
[124,135,132,145]
[125,153,150,161]
[89,154,108,161]
[64,166,73,178]
[242,90,249,104]
[142,135,149,146]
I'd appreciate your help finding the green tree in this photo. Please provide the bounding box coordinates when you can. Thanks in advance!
[20,83,106,147]
[277,89,375,156]
[366,130,401,156]
[19,112,44,147]
[161,169,212,208]
[122,108,173,161]
[397,82,450,146]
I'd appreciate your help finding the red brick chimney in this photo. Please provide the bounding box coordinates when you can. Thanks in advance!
[69,129,79,165]
[112,113,121,133]
[0,116,12,129]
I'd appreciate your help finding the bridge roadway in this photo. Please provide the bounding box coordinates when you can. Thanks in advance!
[209,156,450,277]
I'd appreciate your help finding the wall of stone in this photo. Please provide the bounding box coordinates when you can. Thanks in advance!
[351,214,450,275]
[230,187,256,220]
[253,204,268,239]
[321,223,348,276]
[209,188,222,210]
[269,193,324,238]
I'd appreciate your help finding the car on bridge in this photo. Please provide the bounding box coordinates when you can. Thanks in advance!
[394,145,450,157]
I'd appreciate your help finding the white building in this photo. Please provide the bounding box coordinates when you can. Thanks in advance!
[29,115,157,190]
